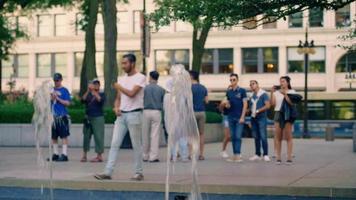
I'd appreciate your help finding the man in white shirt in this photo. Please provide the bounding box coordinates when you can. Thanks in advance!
[95,54,146,181]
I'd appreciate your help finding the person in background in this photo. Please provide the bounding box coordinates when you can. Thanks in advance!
[248,80,271,162]
[270,76,297,165]
[219,99,230,159]
[189,70,208,160]
[225,73,248,163]
[81,79,106,163]
[142,71,165,163]
[49,73,71,162]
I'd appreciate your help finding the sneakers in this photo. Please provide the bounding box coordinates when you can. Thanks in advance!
[94,173,112,180]
[47,154,59,162]
[57,154,69,162]
[276,160,282,165]
[226,155,243,163]
[149,159,160,163]
[130,173,144,181]
[220,151,229,158]
[249,155,261,161]
[286,160,293,165]
[263,155,271,162]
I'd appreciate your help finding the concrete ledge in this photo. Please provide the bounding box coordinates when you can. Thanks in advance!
[0,178,355,198]
[0,123,223,147]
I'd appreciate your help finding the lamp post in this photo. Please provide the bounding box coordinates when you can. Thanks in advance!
[297,26,315,138]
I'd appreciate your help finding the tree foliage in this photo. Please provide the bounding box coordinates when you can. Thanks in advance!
[150,0,356,71]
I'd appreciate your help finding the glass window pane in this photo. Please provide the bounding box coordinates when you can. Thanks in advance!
[288,61,304,72]
[133,11,142,33]
[96,52,104,77]
[118,11,129,33]
[74,52,84,77]
[202,49,213,74]
[309,61,325,73]
[308,102,326,120]
[289,12,303,28]
[54,53,67,77]
[17,54,29,78]
[2,55,14,78]
[55,14,66,36]
[263,16,277,29]
[335,4,351,27]
[336,52,356,73]
[263,47,278,73]
[38,15,52,36]
[288,47,325,73]
[218,49,233,74]
[37,54,51,77]
[332,101,355,120]
[242,48,258,73]
[309,8,323,27]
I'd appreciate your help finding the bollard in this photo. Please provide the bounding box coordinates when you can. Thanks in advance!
[353,124,356,153]
[325,126,334,141]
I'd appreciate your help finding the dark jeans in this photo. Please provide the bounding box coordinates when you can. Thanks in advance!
[228,117,244,155]
[251,117,268,156]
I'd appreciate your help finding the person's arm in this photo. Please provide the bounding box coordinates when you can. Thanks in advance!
[257,94,271,113]
[270,87,276,107]
[239,100,248,123]
[114,83,142,98]
[81,90,90,101]
[55,90,70,107]
[281,89,293,105]
[204,87,209,104]
[92,91,102,102]
[113,92,121,116]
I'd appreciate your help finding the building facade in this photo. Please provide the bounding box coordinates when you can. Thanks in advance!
[1,1,356,99]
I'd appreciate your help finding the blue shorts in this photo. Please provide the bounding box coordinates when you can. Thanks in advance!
[52,116,70,139]
[222,115,229,128]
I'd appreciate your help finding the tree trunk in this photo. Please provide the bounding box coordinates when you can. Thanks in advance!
[79,0,99,97]
[102,0,118,106]
[191,23,211,72]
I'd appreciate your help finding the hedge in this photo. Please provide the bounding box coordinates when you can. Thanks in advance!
[0,103,222,124]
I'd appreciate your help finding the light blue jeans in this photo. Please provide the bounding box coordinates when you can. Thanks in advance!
[105,111,143,176]
[228,117,245,155]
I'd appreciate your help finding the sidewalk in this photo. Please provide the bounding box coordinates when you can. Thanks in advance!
[0,139,356,198]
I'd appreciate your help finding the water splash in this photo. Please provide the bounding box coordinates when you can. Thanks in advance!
[32,80,54,200]
[164,64,201,200]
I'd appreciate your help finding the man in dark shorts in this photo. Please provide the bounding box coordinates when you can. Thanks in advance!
[50,73,71,162]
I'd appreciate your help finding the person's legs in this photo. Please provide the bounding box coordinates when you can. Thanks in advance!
[235,122,244,156]
[222,117,230,151]
[274,122,282,161]
[228,118,237,156]
[127,112,144,175]
[284,122,293,161]
[149,110,162,161]
[258,118,268,156]
[92,116,105,160]
[82,121,92,161]
[196,112,206,159]
[142,110,151,161]
[104,116,128,176]
[251,118,261,157]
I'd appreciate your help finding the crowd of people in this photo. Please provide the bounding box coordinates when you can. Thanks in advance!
[48,53,302,181]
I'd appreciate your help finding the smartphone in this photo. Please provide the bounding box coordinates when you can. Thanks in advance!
[274,85,281,90]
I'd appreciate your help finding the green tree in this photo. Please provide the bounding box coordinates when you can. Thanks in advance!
[78,0,99,97]
[150,0,356,72]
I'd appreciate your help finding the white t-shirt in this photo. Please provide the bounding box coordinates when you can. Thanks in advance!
[273,89,296,111]
[117,72,146,111]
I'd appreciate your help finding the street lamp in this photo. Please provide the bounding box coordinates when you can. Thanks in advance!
[297,26,315,138]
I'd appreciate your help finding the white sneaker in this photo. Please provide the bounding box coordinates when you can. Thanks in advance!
[220,151,229,158]
[263,155,271,162]
[226,155,243,163]
[249,155,261,161]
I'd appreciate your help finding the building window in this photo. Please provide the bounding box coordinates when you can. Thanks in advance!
[263,16,277,29]
[37,15,52,36]
[155,49,189,75]
[117,51,143,75]
[2,56,14,78]
[243,17,257,29]
[54,14,66,36]
[335,4,351,27]
[117,11,129,34]
[242,47,278,73]
[309,8,323,27]
[37,53,67,77]
[289,12,303,28]
[287,47,326,73]
[133,10,142,33]
[331,101,355,120]
[17,54,29,78]
[336,51,356,73]
[201,48,233,74]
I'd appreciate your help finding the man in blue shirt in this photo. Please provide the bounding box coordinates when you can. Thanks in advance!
[248,80,271,162]
[50,73,71,162]
[190,70,208,160]
[226,73,247,162]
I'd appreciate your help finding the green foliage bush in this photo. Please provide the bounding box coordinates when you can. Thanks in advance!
[0,101,222,124]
